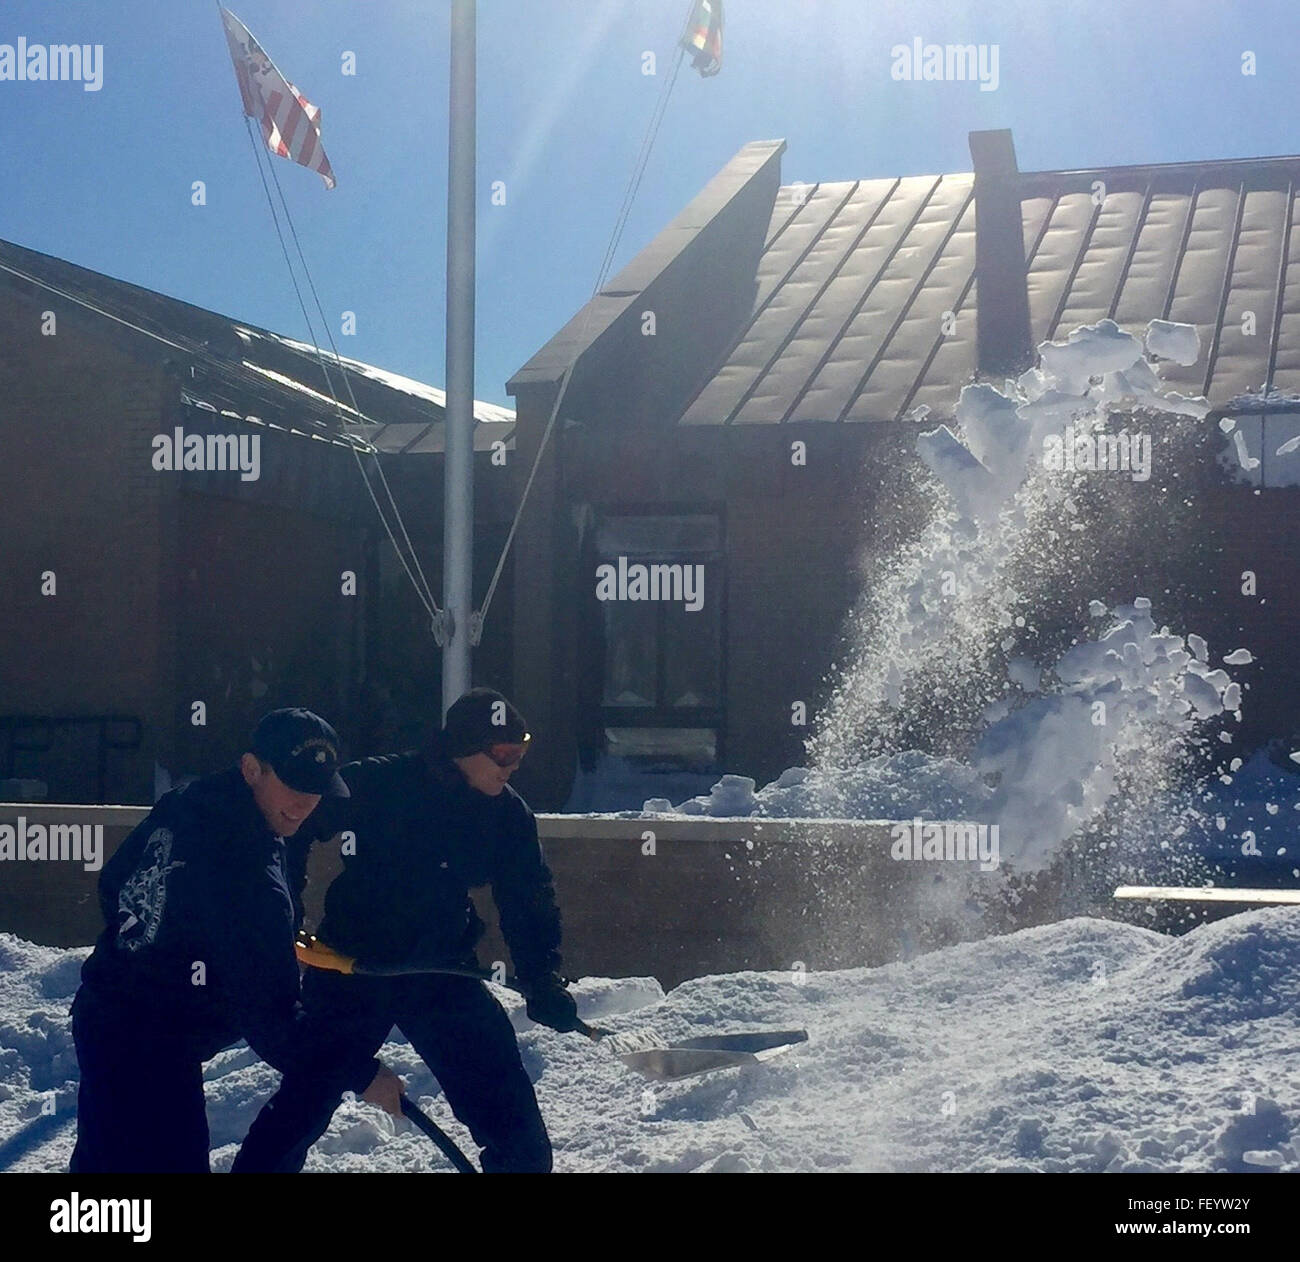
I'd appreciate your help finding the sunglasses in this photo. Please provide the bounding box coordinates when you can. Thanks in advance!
[483,733,530,769]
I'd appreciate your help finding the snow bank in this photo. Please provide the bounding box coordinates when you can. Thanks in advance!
[4,910,1298,1172]
[637,752,995,822]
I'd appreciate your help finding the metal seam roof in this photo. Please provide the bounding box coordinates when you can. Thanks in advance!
[676,151,1300,425]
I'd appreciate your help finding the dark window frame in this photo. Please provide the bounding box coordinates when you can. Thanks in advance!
[591,502,727,765]
[1217,409,1300,489]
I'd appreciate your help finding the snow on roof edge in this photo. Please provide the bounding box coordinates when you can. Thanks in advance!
[236,326,516,425]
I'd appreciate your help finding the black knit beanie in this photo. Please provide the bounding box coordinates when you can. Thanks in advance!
[441,688,529,757]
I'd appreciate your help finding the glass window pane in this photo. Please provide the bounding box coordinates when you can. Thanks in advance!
[596,514,721,556]
[1219,414,1262,487]
[663,595,720,707]
[602,602,658,706]
[605,727,717,762]
[1265,414,1300,488]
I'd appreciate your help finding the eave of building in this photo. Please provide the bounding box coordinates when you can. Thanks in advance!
[0,237,515,453]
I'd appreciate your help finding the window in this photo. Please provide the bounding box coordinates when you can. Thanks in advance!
[593,512,724,765]
[1219,412,1300,488]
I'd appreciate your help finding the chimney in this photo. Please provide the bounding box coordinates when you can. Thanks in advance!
[969,129,1033,377]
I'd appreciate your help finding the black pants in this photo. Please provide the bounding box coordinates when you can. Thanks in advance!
[233,968,551,1173]
[68,989,226,1173]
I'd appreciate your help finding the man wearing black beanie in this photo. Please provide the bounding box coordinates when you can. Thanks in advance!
[233,688,574,1173]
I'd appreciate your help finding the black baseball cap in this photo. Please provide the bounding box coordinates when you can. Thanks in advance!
[250,709,349,797]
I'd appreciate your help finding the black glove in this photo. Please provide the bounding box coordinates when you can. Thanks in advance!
[523,973,580,1033]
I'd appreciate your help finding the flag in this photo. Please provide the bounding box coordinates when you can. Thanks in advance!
[680,0,723,77]
[219,7,336,190]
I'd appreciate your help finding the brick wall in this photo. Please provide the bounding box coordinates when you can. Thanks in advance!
[0,287,170,802]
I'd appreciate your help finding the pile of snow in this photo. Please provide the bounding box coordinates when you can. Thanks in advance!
[635,751,994,822]
[4,909,1299,1172]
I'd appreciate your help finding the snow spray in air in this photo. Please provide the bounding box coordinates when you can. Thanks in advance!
[809,316,1237,872]
[651,318,1246,883]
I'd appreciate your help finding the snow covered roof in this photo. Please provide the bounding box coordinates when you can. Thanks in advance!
[0,237,515,452]
[515,137,1300,427]
[233,326,516,426]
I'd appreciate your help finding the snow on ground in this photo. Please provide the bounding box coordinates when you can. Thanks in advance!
[3,909,1298,1173]
[4,317,1291,1175]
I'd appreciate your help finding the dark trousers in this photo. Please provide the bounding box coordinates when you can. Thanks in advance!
[68,989,223,1173]
[233,968,551,1173]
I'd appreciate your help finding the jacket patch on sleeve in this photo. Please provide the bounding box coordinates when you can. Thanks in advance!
[116,827,186,952]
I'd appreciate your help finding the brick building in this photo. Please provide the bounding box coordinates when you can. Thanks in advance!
[5,126,1300,812]
[508,129,1300,809]
[0,237,516,803]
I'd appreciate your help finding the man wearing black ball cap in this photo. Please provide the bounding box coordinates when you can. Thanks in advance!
[69,708,396,1173]
[233,688,574,1173]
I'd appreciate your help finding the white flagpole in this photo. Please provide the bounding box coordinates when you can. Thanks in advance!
[441,0,476,714]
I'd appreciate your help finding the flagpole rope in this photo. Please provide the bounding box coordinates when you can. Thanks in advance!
[595,20,689,296]
[240,114,441,623]
[219,0,707,641]
[473,0,698,637]
[256,132,442,619]
[221,1,439,622]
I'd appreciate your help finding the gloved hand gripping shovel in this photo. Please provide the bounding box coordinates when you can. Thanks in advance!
[295,932,809,1081]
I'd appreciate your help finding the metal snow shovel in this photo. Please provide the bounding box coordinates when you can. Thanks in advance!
[295,933,809,1082]
[602,1027,809,1082]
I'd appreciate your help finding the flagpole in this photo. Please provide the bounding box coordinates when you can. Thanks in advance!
[442,0,476,715]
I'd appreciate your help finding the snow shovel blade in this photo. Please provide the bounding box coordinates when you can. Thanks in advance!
[612,1030,808,1082]
[673,1029,808,1054]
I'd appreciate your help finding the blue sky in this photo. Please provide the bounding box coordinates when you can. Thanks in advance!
[2,0,1297,408]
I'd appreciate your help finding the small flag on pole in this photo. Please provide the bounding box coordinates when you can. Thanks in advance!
[680,0,723,77]
[219,7,336,189]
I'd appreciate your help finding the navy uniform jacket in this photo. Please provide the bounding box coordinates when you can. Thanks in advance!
[309,739,564,983]
[76,767,371,1088]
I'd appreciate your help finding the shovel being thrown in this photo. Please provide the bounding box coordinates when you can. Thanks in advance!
[295,933,809,1082]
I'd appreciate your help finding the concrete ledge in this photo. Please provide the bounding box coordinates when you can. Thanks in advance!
[0,805,1047,986]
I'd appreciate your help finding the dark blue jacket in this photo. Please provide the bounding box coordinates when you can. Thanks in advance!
[77,767,370,1087]
[311,737,563,982]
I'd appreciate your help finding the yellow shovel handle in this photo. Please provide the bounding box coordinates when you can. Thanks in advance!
[294,932,357,975]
